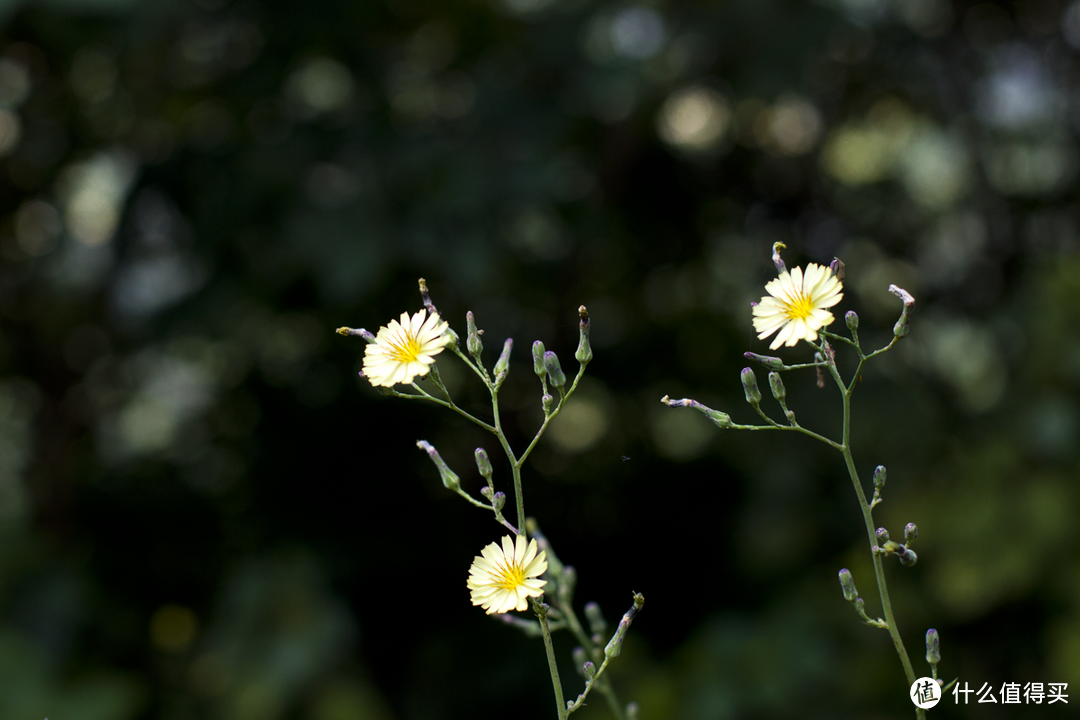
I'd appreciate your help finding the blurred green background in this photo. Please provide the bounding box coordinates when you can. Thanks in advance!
[1,0,1078,718]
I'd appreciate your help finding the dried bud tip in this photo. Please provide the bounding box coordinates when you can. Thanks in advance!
[830,257,846,281]
[888,284,915,307]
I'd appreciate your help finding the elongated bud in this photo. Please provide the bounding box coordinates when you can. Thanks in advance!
[582,661,596,681]
[744,351,784,370]
[532,341,547,378]
[926,628,941,665]
[572,646,589,675]
[336,326,376,342]
[741,367,761,405]
[416,440,459,491]
[584,602,607,637]
[543,351,566,388]
[768,371,786,402]
[466,311,483,357]
[475,448,493,480]
[575,305,593,365]
[876,527,890,544]
[873,465,886,489]
[830,257,845,280]
[660,396,732,429]
[905,522,918,544]
[772,241,787,273]
[605,592,644,659]
[494,338,513,384]
[888,284,915,338]
[838,568,859,602]
[491,491,506,511]
[845,310,859,331]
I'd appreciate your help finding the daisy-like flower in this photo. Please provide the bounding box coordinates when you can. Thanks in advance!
[467,534,548,615]
[751,263,843,350]
[362,309,451,387]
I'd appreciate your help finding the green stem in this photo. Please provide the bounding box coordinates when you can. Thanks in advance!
[391,386,496,433]
[557,602,625,720]
[822,341,923,720]
[535,601,569,720]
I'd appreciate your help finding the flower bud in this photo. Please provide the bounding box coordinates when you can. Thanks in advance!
[660,396,732,429]
[898,547,918,567]
[532,341,546,378]
[768,371,786,403]
[904,522,918,544]
[572,646,588,674]
[494,338,513,384]
[543,351,566,388]
[584,601,607,637]
[491,491,506,511]
[582,661,596,681]
[845,310,859,331]
[876,527,890,544]
[830,257,846,280]
[925,628,941,665]
[480,486,493,500]
[466,311,483,357]
[772,241,787,273]
[888,285,915,339]
[475,448,493,480]
[741,368,761,405]
[575,305,593,365]
[743,351,785,370]
[416,440,459,491]
[838,568,859,602]
[605,617,630,658]
[873,465,886,489]
[542,393,554,413]
[336,326,376,342]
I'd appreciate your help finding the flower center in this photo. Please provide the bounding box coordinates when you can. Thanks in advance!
[386,333,423,363]
[494,561,526,590]
[784,292,815,321]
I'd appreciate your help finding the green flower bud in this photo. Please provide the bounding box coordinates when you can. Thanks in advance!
[416,440,459,491]
[575,305,593,365]
[926,628,941,665]
[768,371,786,402]
[572,646,588,675]
[542,393,554,413]
[494,338,513,384]
[905,522,918,544]
[466,311,483,357]
[491,491,506,511]
[889,285,915,339]
[898,547,918,567]
[876,527,890,544]
[475,448,493,480]
[830,257,846,280]
[660,396,732,429]
[605,617,630,659]
[845,310,859,331]
[838,568,859,602]
[480,486,493,500]
[584,601,607,637]
[873,465,887,489]
[741,367,761,405]
[532,341,546,378]
[543,351,566,388]
[582,661,596,681]
[743,351,785,370]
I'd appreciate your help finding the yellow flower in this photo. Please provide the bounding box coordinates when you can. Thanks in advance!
[751,263,843,350]
[467,534,548,614]
[362,309,450,387]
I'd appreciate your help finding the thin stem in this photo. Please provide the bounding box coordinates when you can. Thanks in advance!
[820,339,922,720]
[390,386,496,433]
[535,601,569,720]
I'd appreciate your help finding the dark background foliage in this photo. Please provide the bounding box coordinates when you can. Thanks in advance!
[0,0,1078,718]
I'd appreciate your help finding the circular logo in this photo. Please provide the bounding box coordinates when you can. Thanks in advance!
[911,677,941,709]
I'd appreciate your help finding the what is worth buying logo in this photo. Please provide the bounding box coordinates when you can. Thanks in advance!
[911,679,1070,709]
